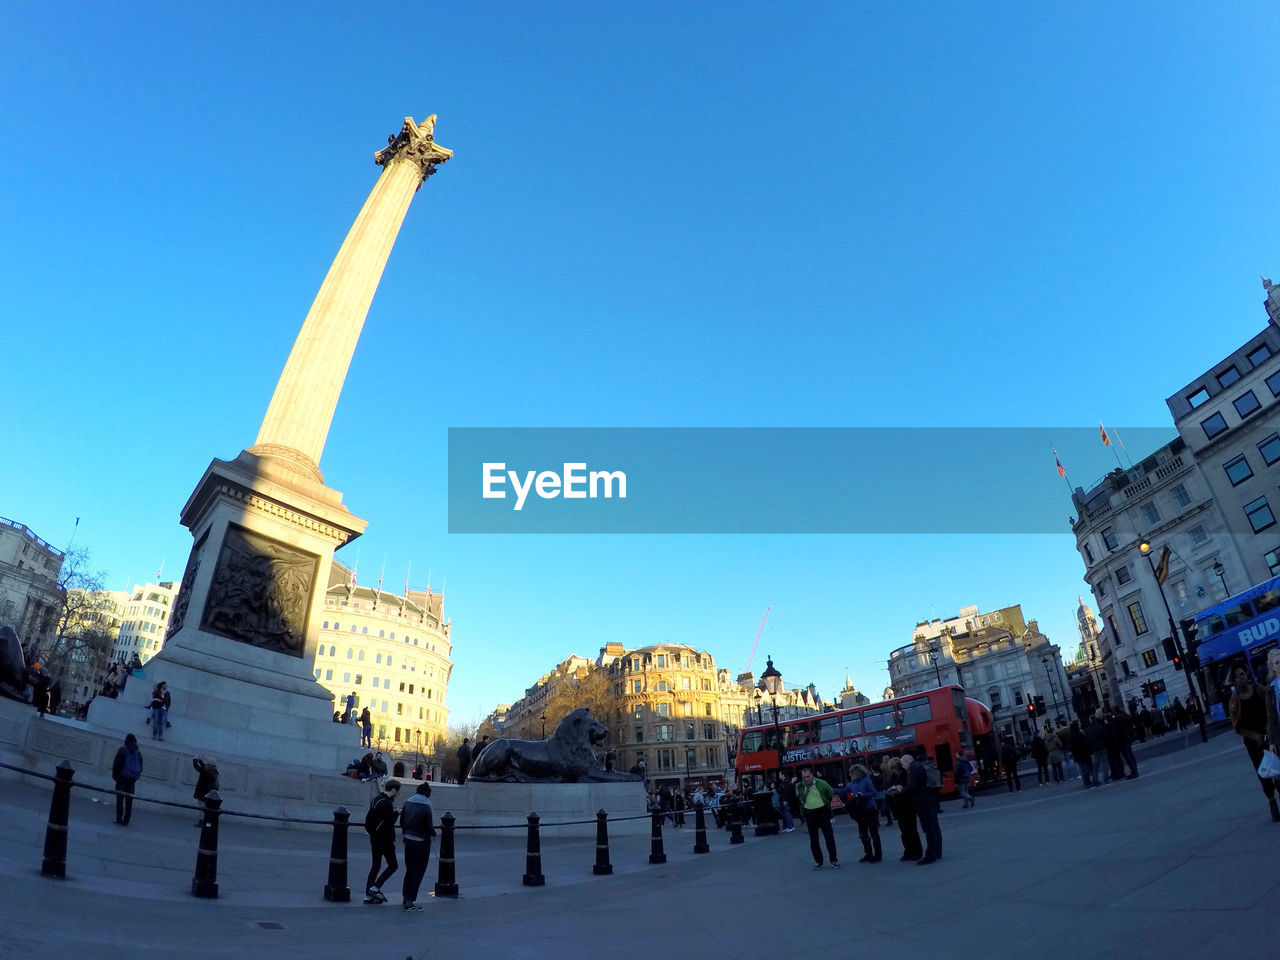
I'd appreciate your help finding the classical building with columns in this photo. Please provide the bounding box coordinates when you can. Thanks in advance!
[0,516,64,655]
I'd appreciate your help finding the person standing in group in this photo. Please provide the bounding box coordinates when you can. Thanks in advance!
[900,753,942,865]
[1113,711,1139,779]
[883,756,922,861]
[456,738,472,786]
[364,779,401,904]
[796,767,839,869]
[148,682,170,740]
[1069,720,1094,788]
[1085,714,1110,786]
[1228,663,1280,822]
[1000,739,1021,793]
[604,745,616,773]
[399,781,436,911]
[111,733,143,826]
[192,756,219,826]
[1030,731,1049,786]
[359,707,372,749]
[474,736,491,764]
[1056,722,1078,780]
[872,761,894,827]
[1046,731,1064,784]
[1266,649,1280,763]
[844,764,883,863]
[953,750,976,808]
[771,779,795,833]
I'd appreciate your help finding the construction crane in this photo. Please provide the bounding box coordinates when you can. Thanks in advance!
[745,606,772,674]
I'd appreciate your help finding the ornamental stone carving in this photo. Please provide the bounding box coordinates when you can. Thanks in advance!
[200,525,318,658]
[375,114,453,185]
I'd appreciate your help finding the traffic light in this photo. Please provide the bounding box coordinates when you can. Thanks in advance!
[1027,702,1037,718]
[1141,681,1152,698]
[1180,617,1201,670]
[1172,653,1182,671]
[1150,679,1166,697]
[1034,695,1046,716]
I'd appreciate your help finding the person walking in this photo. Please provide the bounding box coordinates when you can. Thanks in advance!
[771,780,795,833]
[1227,663,1280,821]
[844,764,883,863]
[456,738,472,786]
[360,707,372,748]
[1056,722,1078,780]
[399,781,436,911]
[148,682,170,740]
[1000,739,1022,793]
[364,779,402,904]
[796,767,839,869]
[111,733,143,826]
[901,753,942,865]
[884,756,922,861]
[192,756,219,826]
[954,750,976,807]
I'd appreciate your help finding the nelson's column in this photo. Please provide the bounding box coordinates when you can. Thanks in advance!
[89,116,452,770]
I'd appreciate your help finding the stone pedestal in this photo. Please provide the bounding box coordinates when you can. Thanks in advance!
[89,450,366,769]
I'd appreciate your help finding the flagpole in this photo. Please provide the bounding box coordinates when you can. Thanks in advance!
[1101,422,1125,471]
[1111,426,1135,469]
[1052,443,1074,495]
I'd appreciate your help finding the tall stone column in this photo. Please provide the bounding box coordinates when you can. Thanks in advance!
[251,115,453,482]
[88,116,451,770]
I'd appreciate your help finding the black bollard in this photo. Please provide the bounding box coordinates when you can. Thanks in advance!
[522,811,545,887]
[324,806,351,902]
[41,759,75,879]
[728,801,745,845]
[434,812,459,898]
[648,808,667,864]
[592,809,613,875]
[693,802,710,854]
[191,790,222,899]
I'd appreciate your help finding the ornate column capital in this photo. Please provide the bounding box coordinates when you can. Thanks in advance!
[375,114,453,185]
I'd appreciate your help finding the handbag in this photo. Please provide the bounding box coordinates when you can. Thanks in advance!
[1257,749,1280,780]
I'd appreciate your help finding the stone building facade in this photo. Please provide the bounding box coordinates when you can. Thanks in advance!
[0,516,64,655]
[111,581,179,666]
[888,603,1068,746]
[315,560,453,755]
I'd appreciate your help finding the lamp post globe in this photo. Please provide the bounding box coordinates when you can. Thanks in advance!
[759,656,784,774]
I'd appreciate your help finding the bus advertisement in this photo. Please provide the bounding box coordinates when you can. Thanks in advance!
[734,685,992,798]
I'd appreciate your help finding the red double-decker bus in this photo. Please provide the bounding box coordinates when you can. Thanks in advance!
[734,685,992,798]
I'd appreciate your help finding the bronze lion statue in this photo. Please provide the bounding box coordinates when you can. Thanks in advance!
[468,708,641,783]
[0,624,28,703]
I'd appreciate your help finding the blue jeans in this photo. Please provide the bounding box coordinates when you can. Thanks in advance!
[1091,753,1107,785]
[150,707,167,738]
[779,804,794,830]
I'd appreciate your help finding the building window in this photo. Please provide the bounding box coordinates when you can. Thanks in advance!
[1218,366,1241,388]
[1246,496,1276,533]
[1189,524,1208,545]
[1014,690,1024,706]
[658,749,674,771]
[1083,543,1095,564]
[1266,550,1280,577]
[323,621,329,629]
[704,703,712,716]
[1249,343,1273,367]
[634,726,643,743]
[680,701,692,716]
[655,655,665,668]
[1258,434,1280,466]
[686,747,697,768]
[707,746,718,767]
[656,724,673,742]
[1267,369,1280,398]
[361,626,368,634]
[1234,391,1262,419]
[1121,660,1133,678]
[1097,578,1108,597]
[685,722,695,739]
[376,653,382,664]
[703,722,715,739]
[657,703,670,717]
[1223,454,1254,486]
[1102,527,1119,550]
[1116,566,1132,586]
[1187,387,1210,409]
[1142,649,1158,668]
[1202,413,1228,439]
[314,668,321,679]
[1127,601,1149,636]
[682,677,691,690]
[1172,483,1192,508]
[342,671,351,683]
[1140,502,1161,526]
[987,688,1003,711]
[354,674,362,684]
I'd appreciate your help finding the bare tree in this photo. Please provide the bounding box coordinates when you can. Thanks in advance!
[36,547,113,690]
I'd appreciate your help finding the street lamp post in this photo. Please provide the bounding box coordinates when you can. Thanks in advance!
[759,656,784,778]
[1213,560,1228,596]
[928,646,942,687]
[540,712,547,739]
[1040,656,1060,724]
[753,688,764,726]
[1139,540,1208,743]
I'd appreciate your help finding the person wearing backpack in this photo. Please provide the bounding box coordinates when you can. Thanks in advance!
[111,733,143,826]
[363,779,402,904]
[901,753,942,865]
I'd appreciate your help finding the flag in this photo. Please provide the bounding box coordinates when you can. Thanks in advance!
[1054,449,1066,478]
[1154,545,1171,585]
[1099,423,1111,447]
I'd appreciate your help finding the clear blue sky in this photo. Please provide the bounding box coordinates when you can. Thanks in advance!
[2,3,1277,725]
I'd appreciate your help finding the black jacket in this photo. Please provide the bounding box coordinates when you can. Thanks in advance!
[366,793,397,839]
[193,758,219,800]
[112,745,142,783]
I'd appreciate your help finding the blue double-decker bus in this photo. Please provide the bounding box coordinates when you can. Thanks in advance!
[1192,574,1280,694]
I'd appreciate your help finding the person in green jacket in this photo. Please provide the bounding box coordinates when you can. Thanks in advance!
[796,767,839,869]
